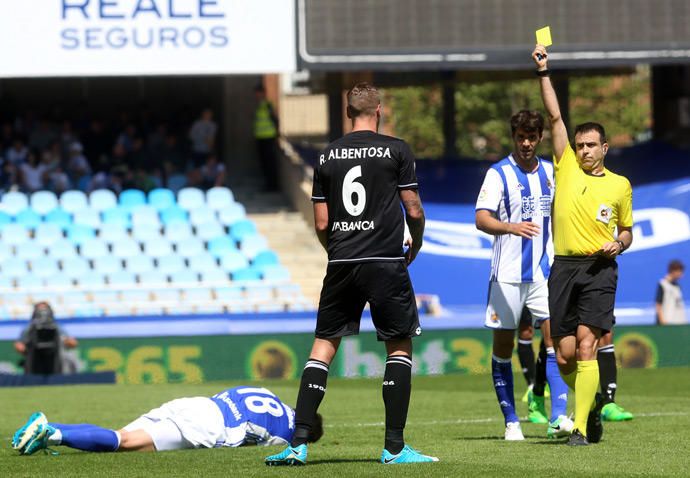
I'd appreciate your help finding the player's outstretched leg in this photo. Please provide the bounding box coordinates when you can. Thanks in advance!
[265,444,308,466]
[598,344,634,421]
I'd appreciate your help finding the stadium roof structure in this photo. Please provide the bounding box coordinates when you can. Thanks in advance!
[297,0,690,71]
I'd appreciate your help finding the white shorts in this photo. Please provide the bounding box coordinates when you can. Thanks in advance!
[124,397,225,451]
[484,281,549,330]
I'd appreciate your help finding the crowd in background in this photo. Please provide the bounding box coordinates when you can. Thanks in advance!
[0,107,225,196]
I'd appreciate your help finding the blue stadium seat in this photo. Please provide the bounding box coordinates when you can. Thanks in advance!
[125,256,154,274]
[176,238,205,258]
[61,257,91,280]
[184,288,214,303]
[35,223,64,247]
[48,239,77,260]
[195,221,225,242]
[1,223,29,246]
[107,271,137,286]
[44,208,72,229]
[60,190,89,213]
[99,223,129,243]
[0,211,12,229]
[164,222,193,243]
[15,242,44,260]
[121,289,151,304]
[152,287,181,303]
[252,250,280,268]
[160,205,188,226]
[0,243,11,262]
[2,191,28,215]
[275,283,303,300]
[67,224,97,246]
[89,189,117,212]
[60,290,90,305]
[213,285,244,301]
[30,191,59,215]
[177,187,205,211]
[138,270,169,286]
[170,270,199,285]
[143,239,173,258]
[156,255,186,275]
[80,238,108,259]
[73,208,102,228]
[219,250,249,272]
[188,253,219,273]
[229,219,258,242]
[119,189,147,212]
[189,208,216,226]
[75,270,105,288]
[261,265,291,282]
[200,269,229,284]
[30,257,59,278]
[218,202,247,226]
[91,289,119,304]
[112,238,141,258]
[44,275,74,289]
[2,258,28,279]
[232,267,262,282]
[93,256,124,274]
[131,205,160,227]
[245,283,275,301]
[148,188,175,211]
[16,275,42,289]
[208,236,236,258]
[132,223,163,242]
[15,208,42,229]
[206,187,234,211]
[102,207,131,228]
[239,234,269,259]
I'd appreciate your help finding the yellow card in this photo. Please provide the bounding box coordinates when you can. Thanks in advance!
[535,26,552,47]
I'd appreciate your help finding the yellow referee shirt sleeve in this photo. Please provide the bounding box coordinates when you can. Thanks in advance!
[618,179,633,227]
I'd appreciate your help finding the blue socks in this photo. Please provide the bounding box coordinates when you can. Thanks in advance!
[492,355,518,424]
[545,349,569,421]
[48,423,120,452]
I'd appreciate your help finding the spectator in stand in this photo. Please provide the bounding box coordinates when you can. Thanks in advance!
[59,120,78,161]
[19,149,48,192]
[199,153,226,189]
[82,119,112,173]
[656,260,686,325]
[1,122,14,151]
[115,124,137,154]
[29,119,58,153]
[6,137,29,166]
[66,141,92,188]
[46,164,71,194]
[189,108,217,166]
[0,158,19,193]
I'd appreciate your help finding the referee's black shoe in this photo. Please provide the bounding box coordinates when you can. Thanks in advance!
[587,392,604,443]
[566,429,589,446]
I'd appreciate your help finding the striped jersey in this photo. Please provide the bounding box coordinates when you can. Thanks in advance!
[476,155,555,283]
[210,386,294,447]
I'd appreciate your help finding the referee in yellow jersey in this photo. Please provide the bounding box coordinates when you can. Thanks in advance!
[532,44,633,446]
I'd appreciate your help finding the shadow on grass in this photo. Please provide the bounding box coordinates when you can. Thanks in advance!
[308,458,377,465]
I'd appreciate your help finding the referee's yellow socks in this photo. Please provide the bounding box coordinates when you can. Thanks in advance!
[573,360,599,435]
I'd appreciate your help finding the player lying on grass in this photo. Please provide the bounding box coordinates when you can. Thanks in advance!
[12,386,322,455]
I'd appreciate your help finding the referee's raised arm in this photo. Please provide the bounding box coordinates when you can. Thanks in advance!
[532,45,568,162]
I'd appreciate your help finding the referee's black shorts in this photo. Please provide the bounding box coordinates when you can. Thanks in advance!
[315,261,421,342]
[548,255,618,338]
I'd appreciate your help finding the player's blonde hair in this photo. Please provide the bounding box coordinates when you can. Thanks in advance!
[347,83,380,118]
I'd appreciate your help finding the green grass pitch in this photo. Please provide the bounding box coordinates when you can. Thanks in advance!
[2,367,689,477]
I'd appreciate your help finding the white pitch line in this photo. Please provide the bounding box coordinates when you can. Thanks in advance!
[325,412,688,428]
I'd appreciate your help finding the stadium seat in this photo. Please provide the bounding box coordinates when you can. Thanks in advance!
[2,258,28,279]
[0,211,12,229]
[170,270,199,285]
[156,255,186,275]
[31,290,61,305]
[121,289,152,304]
[152,288,181,304]
[188,253,219,273]
[160,205,188,226]
[112,238,141,258]
[48,239,77,260]
[200,268,229,284]
[102,207,131,228]
[261,265,291,282]
[219,250,249,272]
[177,187,205,211]
[195,221,225,242]
[275,283,303,300]
[164,222,193,243]
[35,223,64,247]
[176,238,205,258]
[214,285,244,301]
[148,188,175,211]
[89,189,117,212]
[232,267,262,282]
[2,191,28,215]
[80,238,109,259]
[239,234,269,259]
[184,288,213,303]
[138,270,169,286]
[252,250,279,268]
[132,223,163,242]
[67,224,96,246]
[119,189,147,212]
[107,271,137,286]
[131,205,160,227]
[1,223,29,246]
[208,236,237,258]
[143,239,173,258]
[29,257,59,278]
[245,284,274,301]
[30,191,59,215]
[44,208,72,229]
[255,303,286,313]
[206,187,234,211]
[92,289,120,304]
[104,303,134,316]
[189,208,216,227]
[74,270,105,288]
[125,256,154,274]
[44,274,74,290]
[0,243,11,262]
[60,290,89,306]
[218,202,247,226]
[99,223,129,243]
[16,275,43,290]
[15,208,42,229]
[73,208,102,228]
[229,219,258,242]
[16,242,44,260]
[71,305,104,318]
[93,256,124,274]
[61,257,91,279]
[60,190,88,213]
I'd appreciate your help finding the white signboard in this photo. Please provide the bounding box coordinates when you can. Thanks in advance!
[0,0,296,77]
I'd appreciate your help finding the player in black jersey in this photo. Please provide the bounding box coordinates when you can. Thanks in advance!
[266,83,438,466]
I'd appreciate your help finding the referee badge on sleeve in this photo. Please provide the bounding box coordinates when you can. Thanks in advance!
[596,204,613,224]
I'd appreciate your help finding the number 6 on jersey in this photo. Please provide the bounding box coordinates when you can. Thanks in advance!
[342,165,366,216]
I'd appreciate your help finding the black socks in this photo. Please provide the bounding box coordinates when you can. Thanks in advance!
[291,358,329,447]
[382,355,412,455]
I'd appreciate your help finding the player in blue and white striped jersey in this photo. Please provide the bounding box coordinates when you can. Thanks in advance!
[475,110,571,441]
[12,386,323,455]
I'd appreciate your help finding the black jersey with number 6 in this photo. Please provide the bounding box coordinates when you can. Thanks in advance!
[311,130,419,264]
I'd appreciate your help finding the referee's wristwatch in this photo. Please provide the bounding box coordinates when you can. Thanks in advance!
[616,240,625,254]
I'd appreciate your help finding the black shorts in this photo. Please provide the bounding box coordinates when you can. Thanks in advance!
[548,255,618,338]
[315,261,421,342]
